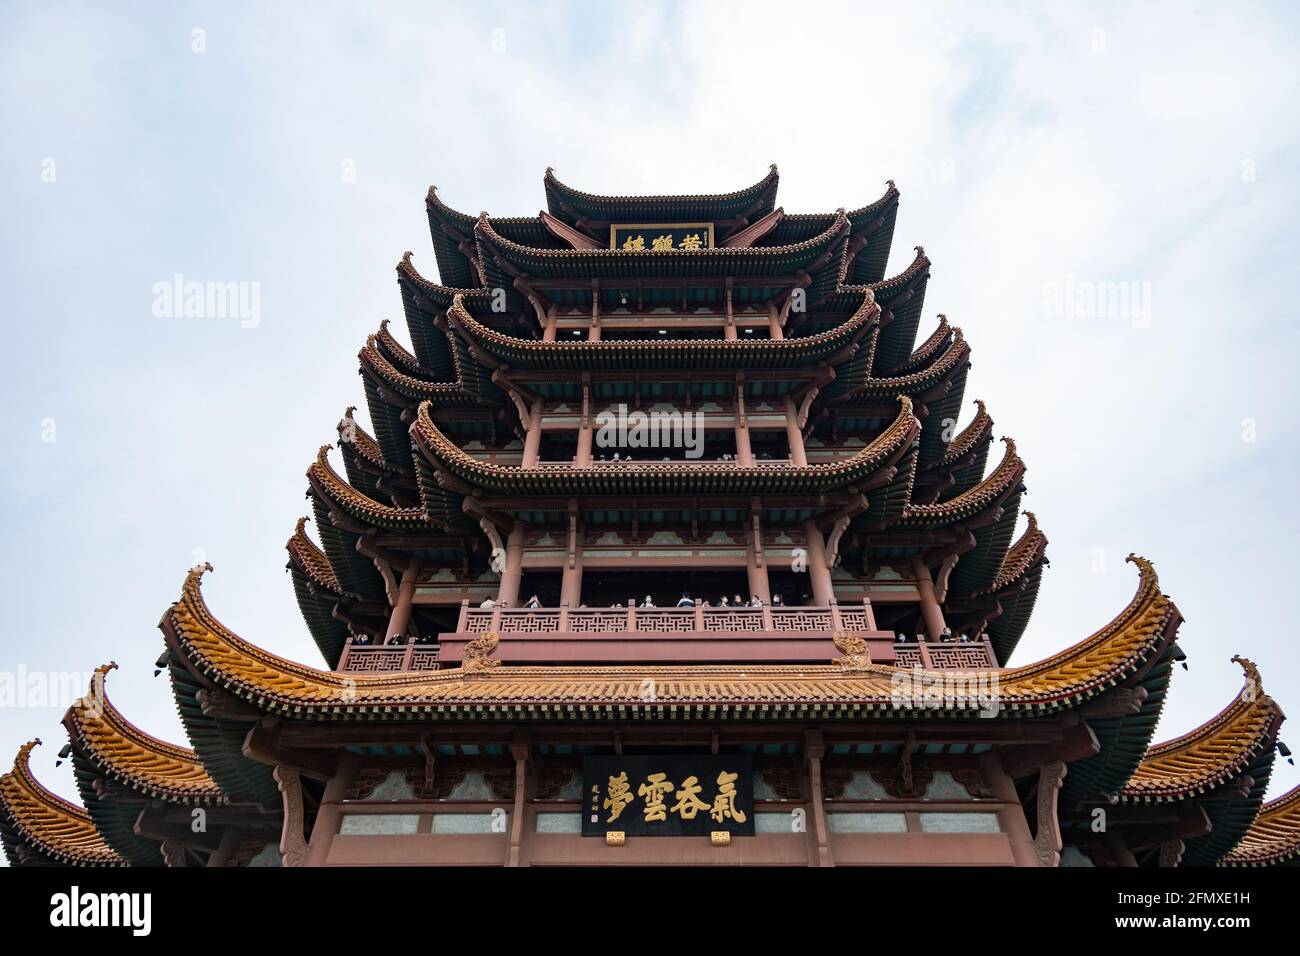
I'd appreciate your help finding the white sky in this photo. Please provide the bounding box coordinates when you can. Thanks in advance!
[2,0,1298,809]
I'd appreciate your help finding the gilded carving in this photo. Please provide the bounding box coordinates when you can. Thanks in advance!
[833,630,871,672]
[462,630,501,672]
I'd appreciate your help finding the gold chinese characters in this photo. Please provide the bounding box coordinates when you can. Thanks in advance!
[620,233,705,251]
[599,769,747,825]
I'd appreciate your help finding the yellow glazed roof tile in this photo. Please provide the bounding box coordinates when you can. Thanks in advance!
[65,664,225,804]
[1221,785,1300,866]
[285,516,340,593]
[1121,657,1283,802]
[0,740,123,866]
[161,556,1176,717]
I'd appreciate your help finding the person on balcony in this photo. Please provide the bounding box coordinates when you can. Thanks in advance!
[733,593,745,607]
[772,594,784,607]
[643,595,656,608]
[718,596,730,607]
[939,626,954,642]
[676,592,695,608]
[749,595,763,607]
[524,595,542,609]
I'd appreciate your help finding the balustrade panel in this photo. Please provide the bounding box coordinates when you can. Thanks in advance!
[567,610,629,633]
[838,610,872,632]
[633,610,696,632]
[496,610,561,633]
[769,608,834,631]
[409,649,441,670]
[337,609,998,672]
[703,608,765,631]
[341,647,408,673]
[926,644,996,669]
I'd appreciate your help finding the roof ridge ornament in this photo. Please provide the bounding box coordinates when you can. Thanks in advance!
[461,631,501,673]
[1232,654,1264,702]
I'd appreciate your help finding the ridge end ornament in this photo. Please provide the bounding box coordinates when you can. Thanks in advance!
[462,630,501,673]
[833,630,871,672]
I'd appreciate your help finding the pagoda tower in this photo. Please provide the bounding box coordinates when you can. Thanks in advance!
[2,168,1293,867]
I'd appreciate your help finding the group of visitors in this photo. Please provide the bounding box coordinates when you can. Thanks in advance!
[894,626,977,644]
[674,592,785,608]
[478,595,545,610]
[478,593,789,610]
[351,633,434,647]
[588,452,791,465]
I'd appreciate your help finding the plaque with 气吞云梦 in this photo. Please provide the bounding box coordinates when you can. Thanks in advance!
[582,754,754,837]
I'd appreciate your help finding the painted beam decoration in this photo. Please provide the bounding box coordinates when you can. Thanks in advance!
[610,222,715,251]
[583,755,755,837]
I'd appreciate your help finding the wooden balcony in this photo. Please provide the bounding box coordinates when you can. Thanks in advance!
[335,602,998,672]
[441,603,890,666]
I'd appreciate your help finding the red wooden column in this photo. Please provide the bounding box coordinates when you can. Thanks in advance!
[802,520,835,606]
[767,302,785,340]
[588,281,602,342]
[980,751,1037,867]
[723,280,738,341]
[745,543,771,605]
[560,551,583,608]
[521,399,544,468]
[575,376,593,466]
[305,756,357,867]
[783,396,808,466]
[803,730,833,866]
[497,522,526,606]
[506,729,531,867]
[734,373,754,466]
[911,555,947,640]
[745,503,771,604]
[385,560,422,643]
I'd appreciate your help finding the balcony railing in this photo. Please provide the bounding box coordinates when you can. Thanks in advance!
[336,601,999,672]
[457,601,875,635]
[442,604,866,666]
[336,641,441,674]
[538,458,796,469]
[891,640,1000,670]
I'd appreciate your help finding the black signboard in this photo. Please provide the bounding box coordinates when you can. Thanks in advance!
[609,223,716,251]
[581,755,755,837]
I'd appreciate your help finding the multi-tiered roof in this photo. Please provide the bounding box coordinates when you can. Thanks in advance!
[3,168,1294,868]
[291,166,1036,668]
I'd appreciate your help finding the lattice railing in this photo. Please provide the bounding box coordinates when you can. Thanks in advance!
[769,608,834,631]
[893,646,923,668]
[337,641,443,673]
[339,646,409,672]
[631,609,697,632]
[928,643,998,668]
[568,610,630,633]
[409,649,441,670]
[458,603,868,636]
[338,601,997,672]
[703,608,764,631]
[838,610,872,632]
[888,641,998,670]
